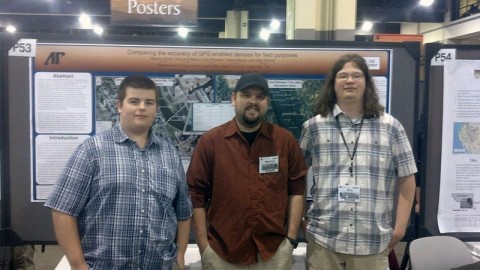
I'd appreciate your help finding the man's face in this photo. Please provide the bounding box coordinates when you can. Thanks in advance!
[334,61,366,105]
[231,87,269,130]
[116,87,157,136]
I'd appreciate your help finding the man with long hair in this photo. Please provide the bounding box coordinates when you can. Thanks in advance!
[300,54,416,270]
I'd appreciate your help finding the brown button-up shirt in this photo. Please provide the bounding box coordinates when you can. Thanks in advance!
[187,119,307,265]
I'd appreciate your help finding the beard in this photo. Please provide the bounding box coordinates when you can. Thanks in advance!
[241,106,262,127]
[242,114,261,127]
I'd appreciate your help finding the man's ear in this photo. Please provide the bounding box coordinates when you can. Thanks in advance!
[116,100,122,114]
[231,92,236,106]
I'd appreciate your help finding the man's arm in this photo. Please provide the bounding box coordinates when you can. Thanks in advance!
[192,208,209,254]
[389,174,416,250]
[51,209,88,270]
[176,218,192,270]
[286,194,304,240]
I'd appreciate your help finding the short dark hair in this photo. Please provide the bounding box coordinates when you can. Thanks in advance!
[117,75,158,104]
[314,54,384,118]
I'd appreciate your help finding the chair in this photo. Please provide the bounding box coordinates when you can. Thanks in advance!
[409,236,474,270]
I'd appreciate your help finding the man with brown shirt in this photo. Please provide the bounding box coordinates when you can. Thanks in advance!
[187,72,308,269]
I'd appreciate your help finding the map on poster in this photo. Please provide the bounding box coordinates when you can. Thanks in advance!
[453,122,480,154]
[94,74,323,159]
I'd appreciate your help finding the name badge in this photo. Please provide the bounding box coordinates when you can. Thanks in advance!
[259,156,279,173]
[338,185,360,202]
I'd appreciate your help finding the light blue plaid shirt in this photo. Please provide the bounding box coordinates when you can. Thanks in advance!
[300,106,417,255]
[45,124,192,269]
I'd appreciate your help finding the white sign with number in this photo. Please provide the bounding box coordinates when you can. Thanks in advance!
[8,39,37,57]
[431,48,456,66]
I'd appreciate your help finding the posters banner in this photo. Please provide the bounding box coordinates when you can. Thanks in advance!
[110,0,198,27]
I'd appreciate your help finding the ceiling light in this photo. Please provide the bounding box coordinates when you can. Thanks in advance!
[93,25,104,35]
[79,13,92,28]
[259,28,270,40]
[270,19,280,31]
[361,21,373,31]
[6,25,16,33]
[419,0,434,7]
[177,27,189,38]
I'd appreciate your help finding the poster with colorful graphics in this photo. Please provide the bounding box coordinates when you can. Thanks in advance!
[29,43,391,201]
[438,59,480,232]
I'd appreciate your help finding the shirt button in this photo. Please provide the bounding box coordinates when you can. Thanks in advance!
[350,224,353,227]
[140,230,144,234]
[142,189,145,192]
[138,250,142,254]
[141,209,145,213]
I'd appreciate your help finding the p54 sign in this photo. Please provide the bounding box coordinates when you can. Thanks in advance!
[431,49,456,66]
[8,39,36,57]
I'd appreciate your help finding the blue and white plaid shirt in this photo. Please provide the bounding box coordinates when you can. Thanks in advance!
[45,124,192,269]
[300,105,417,255]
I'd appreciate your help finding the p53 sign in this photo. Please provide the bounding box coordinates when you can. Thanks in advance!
[8,39,36,57]
[431,49,456,66]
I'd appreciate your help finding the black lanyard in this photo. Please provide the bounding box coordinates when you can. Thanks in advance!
[335,115,365,177]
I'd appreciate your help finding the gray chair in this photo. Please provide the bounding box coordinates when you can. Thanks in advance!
[409,236,474,270]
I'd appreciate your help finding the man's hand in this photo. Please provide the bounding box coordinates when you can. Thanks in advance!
[176,256,185,270]
[388,228,405,251]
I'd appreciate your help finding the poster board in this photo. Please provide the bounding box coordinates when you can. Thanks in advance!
[2,34,419,243]
[421,43,480,240]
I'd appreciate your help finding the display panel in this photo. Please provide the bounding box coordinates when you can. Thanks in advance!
[30,43,393,202]
[422,43,480,240]
[4,36,417,242]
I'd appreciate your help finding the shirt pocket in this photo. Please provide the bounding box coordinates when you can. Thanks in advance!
[363,135,392,171]
[261,157,289,213]
[148,164,179,207]
[148,165,179,241]
[260,157,288,191]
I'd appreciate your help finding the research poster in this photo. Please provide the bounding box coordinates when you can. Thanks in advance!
[438,59,480,232]
[29,42,392,201]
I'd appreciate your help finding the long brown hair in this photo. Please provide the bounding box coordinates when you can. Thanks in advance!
[314,54,384,118]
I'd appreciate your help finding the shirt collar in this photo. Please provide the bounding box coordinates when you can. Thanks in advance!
[224,118,273,140]
[112,124,157,147]
[333,104,370,125]
[333,104,343,118]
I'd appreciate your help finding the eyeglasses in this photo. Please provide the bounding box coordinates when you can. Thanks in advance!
[335,72,364,81]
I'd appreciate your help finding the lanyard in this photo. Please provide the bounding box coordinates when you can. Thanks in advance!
[335,115,365,177]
